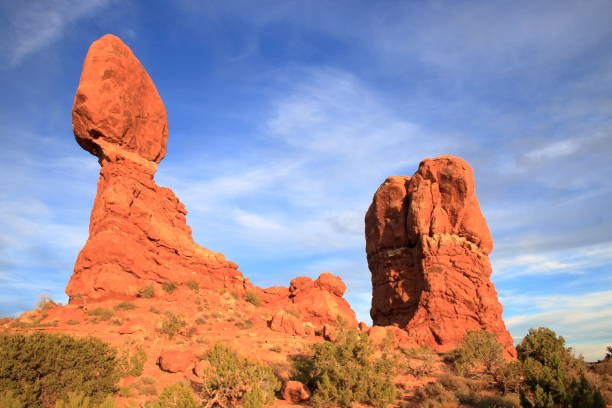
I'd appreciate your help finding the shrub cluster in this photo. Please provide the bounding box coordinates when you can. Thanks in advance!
[161,311,186,339]
[117,345,147,377]
[195,343,280,408]
[0,332,118,408]
[517,327,605,408]
[146,383,198,408]
[294,328,396,408]
[450,329,503,375]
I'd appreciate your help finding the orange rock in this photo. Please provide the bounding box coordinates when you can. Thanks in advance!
[66,35,247,301]
[281,381,311,402]
[289,273,357,328]
[365,156,516,358]
[270,311,304,336]
[314,272,346,297]
[158,349,196,373]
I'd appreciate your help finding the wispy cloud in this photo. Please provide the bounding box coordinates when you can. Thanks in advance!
[493,242,612,279]
[0,0,113,67]
[501,290,612,361]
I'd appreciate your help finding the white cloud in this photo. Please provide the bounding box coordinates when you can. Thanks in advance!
[500,290,612,361]
[159,68,455,258]
[493,242,612,279]
[1,0,114,67]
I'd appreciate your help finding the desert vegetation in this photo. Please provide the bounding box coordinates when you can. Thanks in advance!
[293,328,396,408]
[408,328,608,408]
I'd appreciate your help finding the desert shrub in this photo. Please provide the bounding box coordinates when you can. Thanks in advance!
[139,285,155,298]
[114,301,135,311]
[66,320,80,325]
[402,346,437,377]
[293,328,396,408]
[468,392,521,408]
[149,306,160,314]
[147,383,198,408]
[451,329,503,375]
[186,280,199,291]
[86,308,114,322]
[132,377,157,396]
[196,343,280,408]
[436,373,472,400]
[0,391,24,408]
[236,319,254,330]
[37,294,59,311]
[245,291,261,307]
[117,345,147,377]
[186,327,198,337]
[161,312,186,339]
[163,281,178,293]
[566,374,606,408]
[413,381,459,408]
[517,327,604,408]
[54,392,116,408]
[195,317,206,325]
[0,332,118,408]
[493,361,524,394]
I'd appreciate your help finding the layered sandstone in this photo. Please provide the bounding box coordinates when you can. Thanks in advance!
[67,35,246,300]
[365,156,516,357]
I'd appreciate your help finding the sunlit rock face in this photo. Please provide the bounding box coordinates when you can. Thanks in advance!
[365,156,516,358]
[67,35,246,301]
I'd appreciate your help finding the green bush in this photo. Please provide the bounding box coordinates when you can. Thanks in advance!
[146,383,198,408]
[131,376,157,396]
[0,332,118,408]
[517,327,604,408]
[245,291,261,307]
[117,345,147,377]
[186,280,199,291]
[196,343,280,408]
[86,308,114,322]
[451,329,503,375]
[293,328,396,408]
[54,392,116,408]
[163,282,178,293]
[139,286,155,298]
[493,361,524,394]
[161,312,186,339]
[114,302,135,311]
[413,381,459,408]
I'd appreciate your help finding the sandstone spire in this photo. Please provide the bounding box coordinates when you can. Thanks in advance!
[365,156,516,357]
[67,35,245,300]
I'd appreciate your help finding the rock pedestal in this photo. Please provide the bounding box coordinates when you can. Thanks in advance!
[365,156,516,357]
[67,35,245,301]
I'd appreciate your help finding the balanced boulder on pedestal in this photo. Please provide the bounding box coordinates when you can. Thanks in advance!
[67,35,245,301]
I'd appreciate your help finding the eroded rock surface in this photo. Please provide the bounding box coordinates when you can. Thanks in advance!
[365,156,516,357]
[67,35,246,300]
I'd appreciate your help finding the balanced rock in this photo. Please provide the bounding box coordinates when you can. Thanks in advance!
[365,156,516,357]
[67,35,246,300]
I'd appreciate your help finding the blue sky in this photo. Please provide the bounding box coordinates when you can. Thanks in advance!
[1,0,611,360]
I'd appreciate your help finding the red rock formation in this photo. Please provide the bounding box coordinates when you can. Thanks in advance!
[281,381,312,403]
[67,35,246,301]
[365,156,516,357]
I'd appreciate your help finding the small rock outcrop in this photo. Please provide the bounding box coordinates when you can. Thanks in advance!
[67,35,246,301]
[365,156,516,357]
[281,381,312,402]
